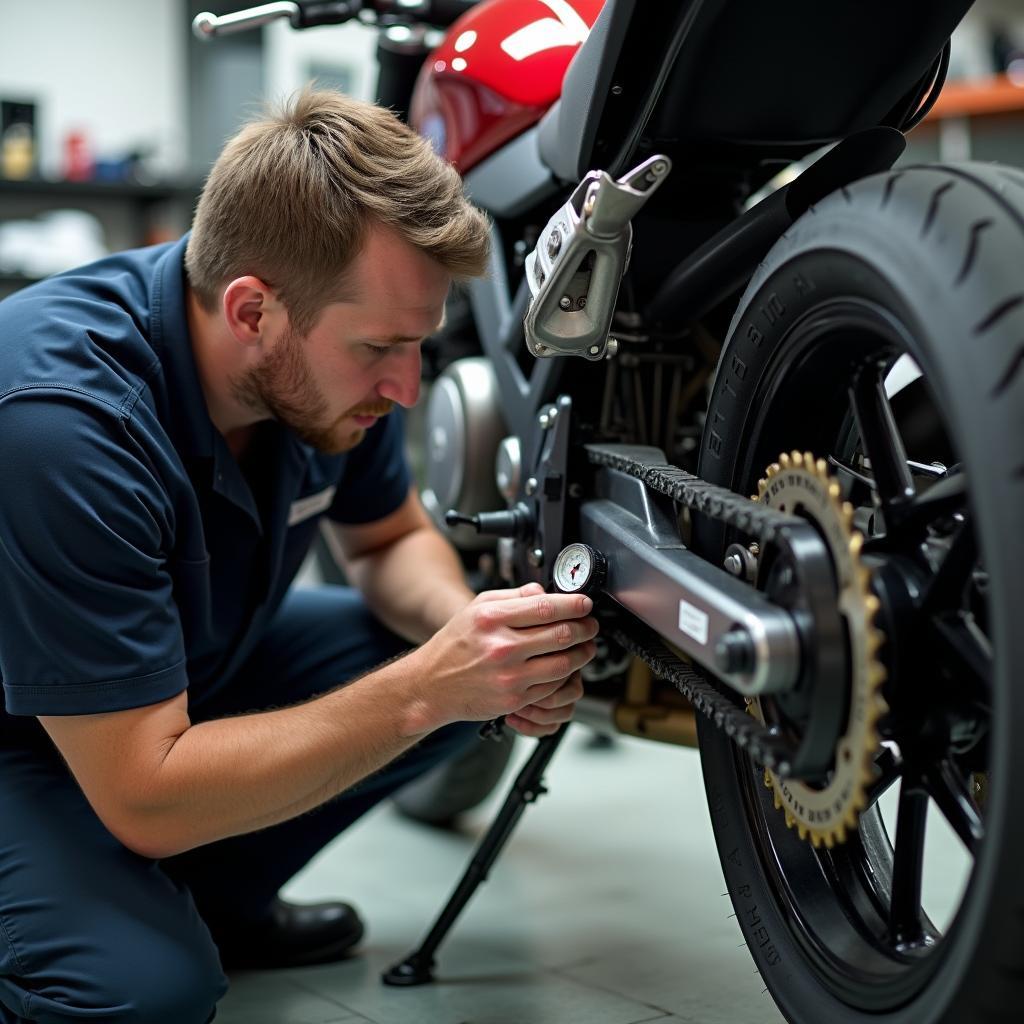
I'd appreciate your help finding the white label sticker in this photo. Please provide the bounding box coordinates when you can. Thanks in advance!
[678,600,709,645]
[287,486,337,526]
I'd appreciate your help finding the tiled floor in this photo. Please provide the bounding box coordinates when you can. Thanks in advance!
[212,716,970,1024]
[213,732,787,1024]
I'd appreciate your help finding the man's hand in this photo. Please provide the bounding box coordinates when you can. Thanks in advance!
[504,669,585,737]
[410,581,598,733]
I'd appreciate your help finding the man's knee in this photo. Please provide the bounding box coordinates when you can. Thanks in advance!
[9,930,227,1024]
[112,940,227,1024]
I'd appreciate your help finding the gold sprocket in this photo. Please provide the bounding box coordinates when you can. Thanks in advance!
[752,451,888,848]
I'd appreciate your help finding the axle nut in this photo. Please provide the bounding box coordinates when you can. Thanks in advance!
[714,629,756,675]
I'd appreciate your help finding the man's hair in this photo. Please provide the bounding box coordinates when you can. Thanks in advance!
[184,86,490,333]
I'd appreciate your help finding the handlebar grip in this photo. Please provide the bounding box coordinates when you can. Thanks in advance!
[294,0,363,28]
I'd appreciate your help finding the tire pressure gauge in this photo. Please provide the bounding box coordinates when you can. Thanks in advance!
[478,542,608,742]
[552,542,608,596]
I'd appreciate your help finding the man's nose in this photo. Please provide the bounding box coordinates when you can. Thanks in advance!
[377,344,421,408]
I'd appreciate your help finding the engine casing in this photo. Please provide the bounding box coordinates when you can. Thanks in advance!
[420,357,508,550]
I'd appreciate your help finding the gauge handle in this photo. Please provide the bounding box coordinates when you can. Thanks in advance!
[479,543,607,741]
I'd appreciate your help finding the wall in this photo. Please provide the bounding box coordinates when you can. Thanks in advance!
[0,0,188,179]
[263,18,376,106]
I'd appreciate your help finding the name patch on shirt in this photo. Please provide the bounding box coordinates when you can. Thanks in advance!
[288,486,337,526]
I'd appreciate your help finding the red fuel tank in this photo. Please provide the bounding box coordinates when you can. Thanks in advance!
[410,0,605,173]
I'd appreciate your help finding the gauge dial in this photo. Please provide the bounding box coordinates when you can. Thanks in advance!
[552,542,606,595]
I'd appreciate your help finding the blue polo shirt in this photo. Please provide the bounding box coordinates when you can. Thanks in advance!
[0,237,411,727]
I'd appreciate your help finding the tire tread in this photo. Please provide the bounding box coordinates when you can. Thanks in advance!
[696,160,1024,1024]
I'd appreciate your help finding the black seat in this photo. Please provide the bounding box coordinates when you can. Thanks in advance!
[540,0,972,189]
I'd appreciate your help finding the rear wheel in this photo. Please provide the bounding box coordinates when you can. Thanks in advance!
[694,163,1024,1023]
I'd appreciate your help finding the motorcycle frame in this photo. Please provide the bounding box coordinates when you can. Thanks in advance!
[361,0,965,701]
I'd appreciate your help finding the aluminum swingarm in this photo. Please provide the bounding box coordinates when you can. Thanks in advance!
[580,443,846,782]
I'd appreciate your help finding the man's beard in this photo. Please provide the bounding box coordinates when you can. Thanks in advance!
[230,326,392,454]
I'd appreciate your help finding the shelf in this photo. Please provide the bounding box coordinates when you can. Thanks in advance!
[927,74,1024,120]
[0,177,202,201]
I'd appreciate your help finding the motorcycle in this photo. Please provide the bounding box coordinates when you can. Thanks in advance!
[196,2,1023,1022]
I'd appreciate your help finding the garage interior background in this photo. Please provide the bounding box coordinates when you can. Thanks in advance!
[1,2,1023,1024]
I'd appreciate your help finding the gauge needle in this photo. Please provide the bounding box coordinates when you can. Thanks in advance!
[571,561,581,581]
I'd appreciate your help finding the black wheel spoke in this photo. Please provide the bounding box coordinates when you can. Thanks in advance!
[888,781,929,945]
[924,521,977,611]
[864,744,902,809]
[928,611,992,712]
[924,759,984,854]
[886,473,968,540]
[849,367,916,523]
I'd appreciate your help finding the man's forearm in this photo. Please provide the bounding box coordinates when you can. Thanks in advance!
[345,524,473,644]
[127,655,436,859]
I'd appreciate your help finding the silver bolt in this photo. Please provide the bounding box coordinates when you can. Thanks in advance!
[578,296,586,309]
[611,84,623,96]
[605,338,619,358]
[559,295,573,311]
[724,553,743,577]
[524,476,538,496]
[583,191,597,217]
[547,229,562,259]
[528,548,544,567]
[652,160,667,175]
[538,411,551,429]
[589,345,601,357]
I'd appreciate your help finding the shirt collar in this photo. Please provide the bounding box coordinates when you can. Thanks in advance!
[150,235,310,532]
[151,233,217,462]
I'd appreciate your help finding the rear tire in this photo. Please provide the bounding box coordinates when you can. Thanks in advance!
[694,163,1024,1023]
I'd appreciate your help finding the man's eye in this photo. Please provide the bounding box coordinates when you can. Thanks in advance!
[364,343,390,356]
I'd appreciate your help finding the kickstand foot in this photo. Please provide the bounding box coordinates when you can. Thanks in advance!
[382,953,435,986]
[380,723,569,987]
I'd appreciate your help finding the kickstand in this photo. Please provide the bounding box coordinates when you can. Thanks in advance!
[382,722,570,986]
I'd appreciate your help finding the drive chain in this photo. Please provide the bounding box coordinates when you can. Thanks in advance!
[585,444,809,777]
[606,620,796,775]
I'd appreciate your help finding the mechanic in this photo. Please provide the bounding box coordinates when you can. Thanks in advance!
[0,87,598,1024]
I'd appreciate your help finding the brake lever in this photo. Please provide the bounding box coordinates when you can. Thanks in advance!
[192,0,362,38]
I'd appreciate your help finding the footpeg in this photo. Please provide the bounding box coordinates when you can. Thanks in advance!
[524,154,671,361]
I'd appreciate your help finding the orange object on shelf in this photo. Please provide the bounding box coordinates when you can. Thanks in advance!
[927,74,1024,120]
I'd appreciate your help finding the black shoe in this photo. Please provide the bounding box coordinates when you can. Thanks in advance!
[211,897,365,970]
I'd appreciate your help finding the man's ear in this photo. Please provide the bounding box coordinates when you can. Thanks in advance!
[221,276,281,348]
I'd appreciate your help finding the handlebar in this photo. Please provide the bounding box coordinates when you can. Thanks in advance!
[192,0,475,39]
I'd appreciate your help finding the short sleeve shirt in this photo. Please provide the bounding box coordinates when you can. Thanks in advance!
[0,237,411,727]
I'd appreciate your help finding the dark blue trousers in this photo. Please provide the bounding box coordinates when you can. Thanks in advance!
[0,586,475,1023]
